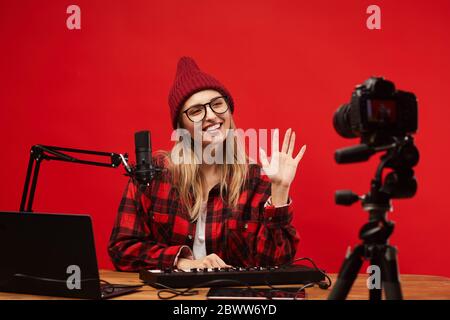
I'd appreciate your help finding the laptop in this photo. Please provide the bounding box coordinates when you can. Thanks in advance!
[0,211,142,299]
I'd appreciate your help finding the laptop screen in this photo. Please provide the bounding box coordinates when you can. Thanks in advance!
[0,211,102,299]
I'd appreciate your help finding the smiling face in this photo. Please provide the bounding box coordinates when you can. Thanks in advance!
[179,89,232,147]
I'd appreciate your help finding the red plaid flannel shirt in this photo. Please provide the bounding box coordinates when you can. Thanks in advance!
[108,157,300,271]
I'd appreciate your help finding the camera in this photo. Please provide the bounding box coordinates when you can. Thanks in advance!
[333,77,418,145]
[332,76,420,198]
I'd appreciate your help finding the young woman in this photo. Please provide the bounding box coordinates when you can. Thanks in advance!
[108,57,306,271]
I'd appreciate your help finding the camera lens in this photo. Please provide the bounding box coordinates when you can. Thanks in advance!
[333,104,358,138]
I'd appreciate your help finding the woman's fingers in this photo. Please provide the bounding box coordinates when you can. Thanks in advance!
[281,128,291,153]
[211,260,221,268]
[202,254,231,269]
[259,148,270,168]
[288,131,296,157]
[201,261,213,269]
[272,128,280,154]
[294,144,307,164]
[214,255,231,268]
[263,128,303,167]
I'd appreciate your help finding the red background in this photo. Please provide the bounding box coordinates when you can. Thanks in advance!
[1,0,449,276]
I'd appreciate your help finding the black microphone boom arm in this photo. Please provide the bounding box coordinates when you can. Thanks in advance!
[20,144,131,213]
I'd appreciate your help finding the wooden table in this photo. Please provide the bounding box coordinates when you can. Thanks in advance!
[1,270,449,300]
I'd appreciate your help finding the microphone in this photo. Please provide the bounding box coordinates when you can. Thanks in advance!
[133,131,158,186]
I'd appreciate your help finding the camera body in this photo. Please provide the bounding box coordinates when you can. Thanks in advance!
[333,77,418,145]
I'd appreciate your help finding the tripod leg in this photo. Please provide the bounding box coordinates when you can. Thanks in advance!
[368,256,382,300]
[328,245,364,300]
[380,245,403,300]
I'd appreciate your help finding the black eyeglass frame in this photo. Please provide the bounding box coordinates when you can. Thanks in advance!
[182,95,229,123]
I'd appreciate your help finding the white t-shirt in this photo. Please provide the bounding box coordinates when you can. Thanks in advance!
[192,200,208,260]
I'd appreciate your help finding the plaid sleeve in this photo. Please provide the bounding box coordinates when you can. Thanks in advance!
[108,178,189,271]
[254,171,300,267]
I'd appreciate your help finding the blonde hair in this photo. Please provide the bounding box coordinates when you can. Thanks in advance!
[156,118,248,221]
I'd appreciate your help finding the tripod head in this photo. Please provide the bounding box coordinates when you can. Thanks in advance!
[335,135,419,244]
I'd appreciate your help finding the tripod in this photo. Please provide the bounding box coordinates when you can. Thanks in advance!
[328,185,402,300]
[328,136,418,300]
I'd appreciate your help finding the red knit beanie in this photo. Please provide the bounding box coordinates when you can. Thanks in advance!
[168,57,234,129]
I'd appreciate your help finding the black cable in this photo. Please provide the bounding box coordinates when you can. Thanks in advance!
[285,257,333,290]
[261,257,332,300]
[99,279,143,295]
[12,274,143,295]
[155,279,256,300]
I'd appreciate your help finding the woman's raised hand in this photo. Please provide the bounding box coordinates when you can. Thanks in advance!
[259,128,306,188]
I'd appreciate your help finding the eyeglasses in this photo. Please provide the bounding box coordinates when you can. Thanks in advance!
[182,96,229,123]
